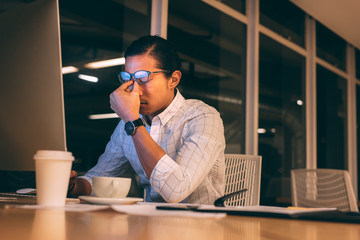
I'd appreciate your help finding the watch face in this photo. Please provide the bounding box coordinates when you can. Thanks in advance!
[125,121,135,135]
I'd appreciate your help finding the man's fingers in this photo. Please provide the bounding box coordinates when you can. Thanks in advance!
[120,80,134,91]
[68,171,78,196]
[68,179,76,195]
[70,170,77,179]
[132,81,139,93]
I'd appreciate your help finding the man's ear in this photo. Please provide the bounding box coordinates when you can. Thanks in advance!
[168,70,181,89]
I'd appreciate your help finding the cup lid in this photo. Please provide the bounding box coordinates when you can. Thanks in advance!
[34,150,74,161]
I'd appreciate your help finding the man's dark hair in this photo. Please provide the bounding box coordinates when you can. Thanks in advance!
[124,35,181,77]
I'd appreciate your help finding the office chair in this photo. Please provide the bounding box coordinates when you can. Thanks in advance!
[223,154,262,206]
[291,169,359,212]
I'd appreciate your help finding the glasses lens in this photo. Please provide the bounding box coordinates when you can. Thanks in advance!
[134,71,149,83]
[120,72,131,82]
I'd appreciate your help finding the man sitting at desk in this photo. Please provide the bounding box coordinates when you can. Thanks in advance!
[68,35,226,204]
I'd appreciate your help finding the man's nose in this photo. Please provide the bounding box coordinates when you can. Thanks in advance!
[138,84,144,95]
[130,74,136,81]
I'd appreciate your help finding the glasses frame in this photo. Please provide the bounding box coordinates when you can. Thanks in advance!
[118,70,170,84]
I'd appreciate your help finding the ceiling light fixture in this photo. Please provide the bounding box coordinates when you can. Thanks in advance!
[84,57,125,69]
[296,99,304,106]
[62,66,79,74]
[88,113,119,120]
[257,128,266,134]
[78,74,98,83]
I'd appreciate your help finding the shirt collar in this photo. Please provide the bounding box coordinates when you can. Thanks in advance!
[154,89,185,125]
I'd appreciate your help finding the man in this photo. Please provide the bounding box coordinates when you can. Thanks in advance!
[69,35,226,204]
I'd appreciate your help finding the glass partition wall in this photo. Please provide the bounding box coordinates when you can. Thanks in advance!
[316,66,347,169]
[259,34,306,204]
[168,0,247,153]
[60,0,360,203]
[258,0,307,204]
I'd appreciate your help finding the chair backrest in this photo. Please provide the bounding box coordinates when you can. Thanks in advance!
[224,154,262,206]
[291,169,359,212]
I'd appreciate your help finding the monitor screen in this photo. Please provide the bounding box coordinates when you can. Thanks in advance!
[0,0,66,171]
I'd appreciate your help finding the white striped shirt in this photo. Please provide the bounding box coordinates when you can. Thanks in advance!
[82,91,226,204]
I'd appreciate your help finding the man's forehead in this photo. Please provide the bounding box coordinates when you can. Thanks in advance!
[125,55,158,71]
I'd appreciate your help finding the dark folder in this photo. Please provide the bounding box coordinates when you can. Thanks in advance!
[157,205,360,223]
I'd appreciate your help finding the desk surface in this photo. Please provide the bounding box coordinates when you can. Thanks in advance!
[1,203,360,240]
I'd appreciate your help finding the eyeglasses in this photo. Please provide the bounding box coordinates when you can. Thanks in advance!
[118,70,170,84]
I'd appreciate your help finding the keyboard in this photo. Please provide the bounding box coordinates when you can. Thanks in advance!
[0,192,79,204]
[0,192,37,204]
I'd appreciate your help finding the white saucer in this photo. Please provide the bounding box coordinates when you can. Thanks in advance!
[79,196,143,205]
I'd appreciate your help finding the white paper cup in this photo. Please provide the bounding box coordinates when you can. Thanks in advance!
[93,177,131,198]
[34,150,74,207]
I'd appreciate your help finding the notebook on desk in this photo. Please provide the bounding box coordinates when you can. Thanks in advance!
[193,205,360,223]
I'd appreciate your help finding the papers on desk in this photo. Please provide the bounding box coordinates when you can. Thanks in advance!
[10,201,226,218]
[10,203,109,212]
[111,203,226,219]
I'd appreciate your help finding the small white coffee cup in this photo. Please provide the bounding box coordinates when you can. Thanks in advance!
[93,177,131,198]
[34,150,74,207]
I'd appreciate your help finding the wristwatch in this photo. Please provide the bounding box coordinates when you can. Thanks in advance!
[124,118,145,136]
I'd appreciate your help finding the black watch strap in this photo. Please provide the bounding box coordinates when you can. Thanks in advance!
[124,118,145,136]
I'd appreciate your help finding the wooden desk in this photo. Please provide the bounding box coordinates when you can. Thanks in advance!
[1,203,360,240]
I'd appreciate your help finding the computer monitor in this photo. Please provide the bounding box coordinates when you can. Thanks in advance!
[0,0,66,172]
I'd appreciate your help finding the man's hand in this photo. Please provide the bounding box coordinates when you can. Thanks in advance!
[67,170,91,197]
[110,80,140,122]
[68,170,77,193]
